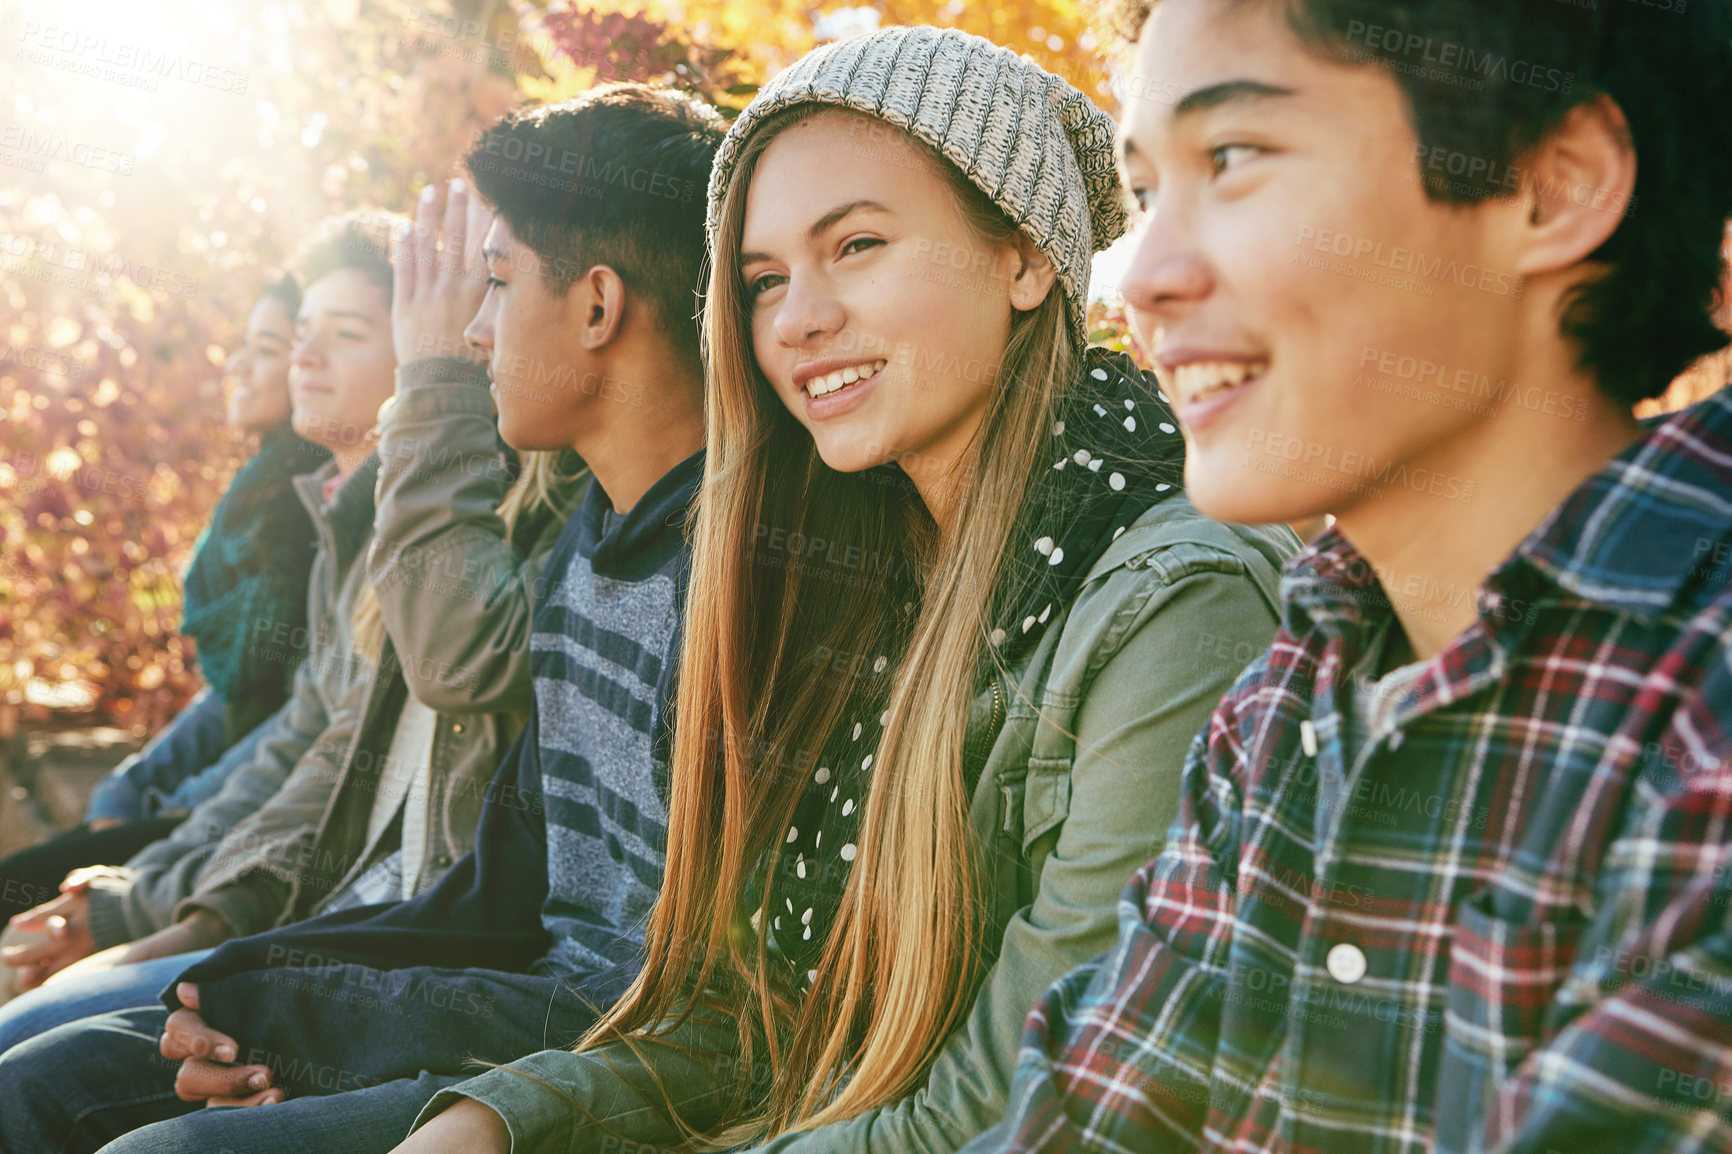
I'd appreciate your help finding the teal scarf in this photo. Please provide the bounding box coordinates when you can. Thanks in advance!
[179,423,330,739]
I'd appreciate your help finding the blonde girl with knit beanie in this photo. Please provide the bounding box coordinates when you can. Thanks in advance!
[396,25,1298,1154]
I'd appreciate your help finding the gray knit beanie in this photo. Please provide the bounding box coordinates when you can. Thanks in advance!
[706,25,1127,347]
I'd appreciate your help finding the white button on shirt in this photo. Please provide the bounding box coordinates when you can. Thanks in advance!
[1326,942,1368,985]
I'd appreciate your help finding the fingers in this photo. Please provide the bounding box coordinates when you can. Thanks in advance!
[177,981,202,1011]
[11,892,72,932]
[61,867,103,892]
[174,1058,273,1104]
[14,960,50,991]
[393,213,416,320]
[161,1007,238,1063]
[414,182,440,298]
[0,936,58,970]
[442,178,468,282]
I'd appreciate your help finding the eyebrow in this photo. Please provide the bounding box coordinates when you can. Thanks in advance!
[482,244,509,264]
[740,199,892,265]
[296,310,377,327]
[1172,79,1297,119]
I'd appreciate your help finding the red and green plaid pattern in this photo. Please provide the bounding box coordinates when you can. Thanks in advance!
[981,388,1732,1154]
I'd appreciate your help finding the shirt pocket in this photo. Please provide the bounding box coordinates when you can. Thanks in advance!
[988,756,1074,911]
[1435,891,1587,1152]
[1021,756,1074,848]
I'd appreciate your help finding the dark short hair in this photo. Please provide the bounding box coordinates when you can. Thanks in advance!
[290,211,402,306]
[256,270,302,318]
[1097,0,1732,405]
[463,83,727,361]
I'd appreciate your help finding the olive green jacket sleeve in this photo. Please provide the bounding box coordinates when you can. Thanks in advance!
[181,360,585,937]
[412,509,1296,1154]
[369,356,584,715]
[173,675,370,937]
[416,1008,746,1154]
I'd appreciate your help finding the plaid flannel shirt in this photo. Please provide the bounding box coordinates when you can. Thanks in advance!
[980,387,1732,1154]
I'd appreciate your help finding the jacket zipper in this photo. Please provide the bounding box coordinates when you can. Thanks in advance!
[988,673,1006,735]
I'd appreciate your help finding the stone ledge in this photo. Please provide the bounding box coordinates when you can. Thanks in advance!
[0,726,144,857]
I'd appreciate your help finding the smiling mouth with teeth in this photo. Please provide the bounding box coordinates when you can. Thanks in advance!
[1174,360,1269,405]
[806,359,888,398]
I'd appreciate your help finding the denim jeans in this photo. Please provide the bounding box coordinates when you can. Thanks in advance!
[97,1069,472,1154]
[83,688,231,824]
[0,949,214,1054]
[0,1005,467,1154]
[0,963,608,1154]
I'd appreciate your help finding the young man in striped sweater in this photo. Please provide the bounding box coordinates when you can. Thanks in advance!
[0,84,723,1154]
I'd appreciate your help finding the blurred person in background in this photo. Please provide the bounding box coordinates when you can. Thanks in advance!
[0,217,395,1005]
[0,273,330,988]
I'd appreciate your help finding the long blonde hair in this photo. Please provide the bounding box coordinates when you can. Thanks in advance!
[352,450,584,663]
[581,105,1079,1145]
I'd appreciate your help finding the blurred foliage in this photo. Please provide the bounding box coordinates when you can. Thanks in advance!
[0,0,1107,734]
[0,0,515,732]
[0,0,1721,738]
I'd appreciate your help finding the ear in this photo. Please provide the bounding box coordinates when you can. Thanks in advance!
[572,265,628,352]
[1007,234,1059,312]
[1510,94,1636,280]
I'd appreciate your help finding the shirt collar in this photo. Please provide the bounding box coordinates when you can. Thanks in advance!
[292,454,382,575]
[1278,529,1384,641]
[1282,386,1732,633]
[1503,386,1732,618]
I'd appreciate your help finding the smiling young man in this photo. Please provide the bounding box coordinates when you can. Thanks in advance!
[968,0,1732,1151]
[0,84,724,1154]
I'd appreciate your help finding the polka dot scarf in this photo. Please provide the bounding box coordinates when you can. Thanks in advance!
[767,347,1186,983]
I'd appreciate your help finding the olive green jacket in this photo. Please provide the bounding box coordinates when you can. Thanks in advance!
[414,496,1299,1154]
[179,357,584,936]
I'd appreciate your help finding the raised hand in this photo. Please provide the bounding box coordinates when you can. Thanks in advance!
[392,178,493,367]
